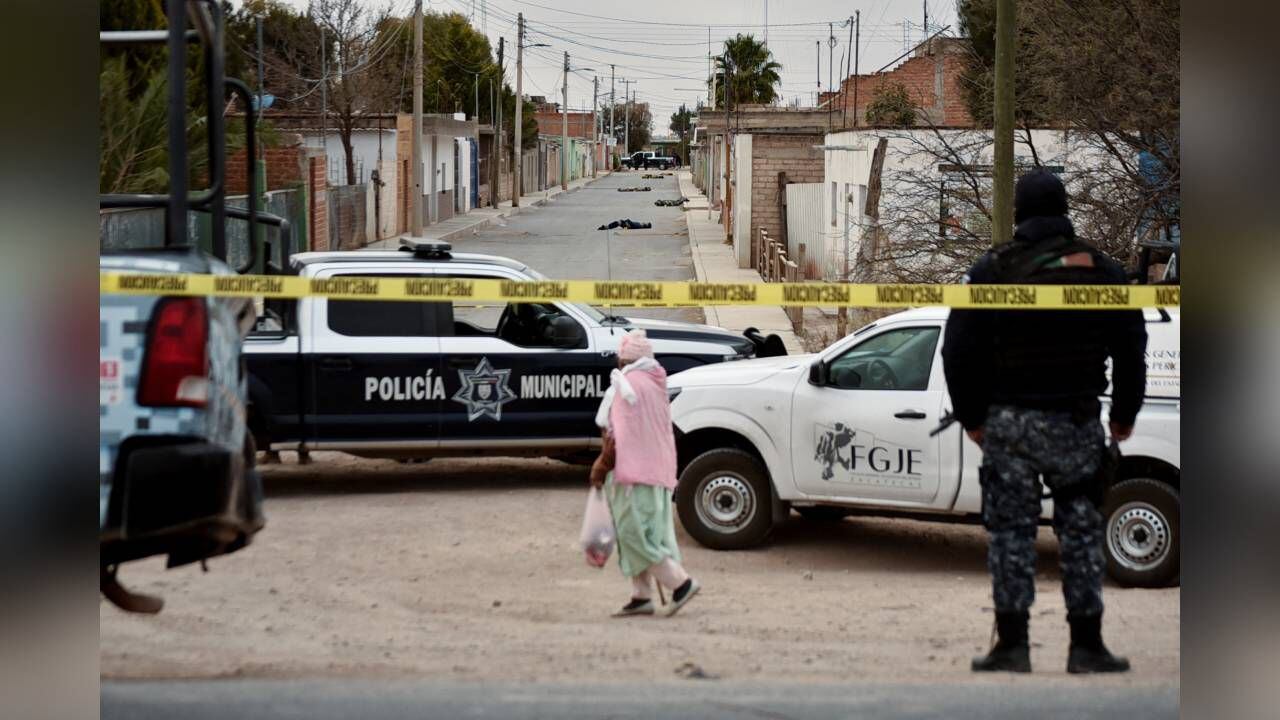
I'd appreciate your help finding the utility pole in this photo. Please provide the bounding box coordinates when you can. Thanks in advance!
[488,77,495,206]
[621,79,635,155]
[828,23,834,130]
[609,65,616,165]
[843,15,853,128]
[708,33,715,220]
[494,36,504,209]
[255,13,266,264]
[561,51,569,191]
[410,0,423,236]
[592,75,599,178]
[513,13,523,207]
[255,15,265,161]
[707,26,713,219]
[853,11,860,127]
[494,36,504,207]
[473,72,479,121]
[723,57,732,242]
[815,40,820,103]
[992,0,1014,245]
[320,24,328,161]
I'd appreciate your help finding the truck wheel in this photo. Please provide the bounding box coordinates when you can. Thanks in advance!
[1102,478,1180,587]
[796,506,853,522]
[676,448,773,550]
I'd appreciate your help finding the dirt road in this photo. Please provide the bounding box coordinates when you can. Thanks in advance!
[100,452,1179,686]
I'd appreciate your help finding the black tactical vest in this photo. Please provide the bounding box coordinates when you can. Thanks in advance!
[986,235,1119,403]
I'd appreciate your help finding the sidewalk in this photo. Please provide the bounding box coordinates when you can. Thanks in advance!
[677,171,806,355]
[367,171,611,249]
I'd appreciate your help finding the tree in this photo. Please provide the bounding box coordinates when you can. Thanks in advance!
[711,34,782,109]
[100,1,248,194]
[307,0,400,186]
[956,0,1179,242]
[605,102,652,153]
[226,0,328,113]
[864,82,917,127]
[370,11,533,160]
[669,104,694,164]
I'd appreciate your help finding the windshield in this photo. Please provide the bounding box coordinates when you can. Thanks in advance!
[523,265,614,323]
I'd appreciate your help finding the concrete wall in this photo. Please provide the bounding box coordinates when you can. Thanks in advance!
[394,114,476,229]
[819,127,1103,280]
[732,134,753,268]
[301,128,397,185]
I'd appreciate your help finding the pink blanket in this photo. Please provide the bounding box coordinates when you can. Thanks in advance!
[600,360,678,490]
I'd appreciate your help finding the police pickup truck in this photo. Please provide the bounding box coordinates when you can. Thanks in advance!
[244,241,776,463]
[669,306,1181,588]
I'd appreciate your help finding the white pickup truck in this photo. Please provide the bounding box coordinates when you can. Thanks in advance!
[668,307,1180,587]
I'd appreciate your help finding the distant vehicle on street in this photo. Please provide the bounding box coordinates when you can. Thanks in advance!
[243,241,784,465]
[668,306,1181,588]
[622,151,675,170]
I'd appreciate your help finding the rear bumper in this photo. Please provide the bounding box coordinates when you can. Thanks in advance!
[100,441,264,568]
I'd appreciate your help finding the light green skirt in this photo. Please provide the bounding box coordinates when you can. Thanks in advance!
[604,473,681,578]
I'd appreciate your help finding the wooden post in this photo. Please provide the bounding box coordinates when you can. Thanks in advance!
[992,0,1015,245]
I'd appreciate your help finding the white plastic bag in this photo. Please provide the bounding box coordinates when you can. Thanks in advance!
[579,486,616,568]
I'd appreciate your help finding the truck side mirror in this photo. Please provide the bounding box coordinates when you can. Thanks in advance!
[808,360,828,386]
[548,316,586,349]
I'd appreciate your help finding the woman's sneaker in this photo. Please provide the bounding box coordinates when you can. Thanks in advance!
[611,598,655,617]
[664,579,701,617]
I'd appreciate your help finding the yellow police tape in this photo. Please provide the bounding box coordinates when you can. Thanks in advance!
[99,272,1180,310]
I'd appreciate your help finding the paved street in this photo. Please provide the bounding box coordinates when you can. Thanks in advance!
[102,678,1178,720]
[443,170,705,325]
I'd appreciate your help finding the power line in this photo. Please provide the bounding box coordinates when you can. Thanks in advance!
[498,0,844,29]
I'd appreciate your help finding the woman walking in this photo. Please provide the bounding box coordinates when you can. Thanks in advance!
[590,330,701,618]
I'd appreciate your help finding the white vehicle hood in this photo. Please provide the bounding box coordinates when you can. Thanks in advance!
[670,353,815,388]
[622,316,737,336]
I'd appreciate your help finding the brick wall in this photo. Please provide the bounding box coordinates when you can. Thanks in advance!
[307,153,327,250]
[224,146,306,194]
[830,38,974,127]
[534,111,594,139]
[749,134,824,269]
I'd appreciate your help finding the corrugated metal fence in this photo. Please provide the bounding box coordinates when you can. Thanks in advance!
[99,189,304,271]
[784,183,824,280]
[327,184,368,251]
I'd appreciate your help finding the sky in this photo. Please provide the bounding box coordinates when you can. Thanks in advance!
[234,0,960,134]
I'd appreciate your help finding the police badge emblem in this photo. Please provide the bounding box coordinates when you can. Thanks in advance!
[451,357,517,421]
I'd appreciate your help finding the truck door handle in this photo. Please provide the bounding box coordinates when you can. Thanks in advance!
[894,410,927,420]
[447,357,474,368]
[319,357,352,371]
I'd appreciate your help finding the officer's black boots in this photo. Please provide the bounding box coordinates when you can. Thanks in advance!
[1067,613,1131,673]
[972,610,1032,672]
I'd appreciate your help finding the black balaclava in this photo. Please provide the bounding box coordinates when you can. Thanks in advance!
[1013,169,1069,224]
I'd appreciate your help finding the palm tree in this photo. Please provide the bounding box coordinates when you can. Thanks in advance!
[712,34,783,109]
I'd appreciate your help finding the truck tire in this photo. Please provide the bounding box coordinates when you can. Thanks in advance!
[675,448,774,550]
[1101,478,1180,588]
[796,506,853,522]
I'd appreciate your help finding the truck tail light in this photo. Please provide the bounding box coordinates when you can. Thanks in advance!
[138,297,209,408]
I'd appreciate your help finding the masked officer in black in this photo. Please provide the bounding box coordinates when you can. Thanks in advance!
[941,169,1148,674]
